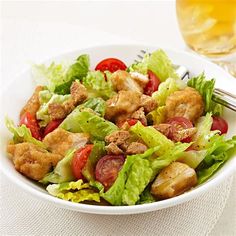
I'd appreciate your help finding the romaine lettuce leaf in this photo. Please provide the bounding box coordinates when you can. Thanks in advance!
[37,90,71,127]
[136,185,155,204]
[147,106,166,125]
[32,62,69,93]
[152,78,180,106]
[102,147,159,206]
[59,98,106,132]
[82,71,116,100]
[82,141,106,181]
[32,55,89,94]
[5,117,45,148]
[122,158,153,205]
[197,136,236,184]
[128,54,150,75]
[128,50,178,81]
[151,142,191,178]
[41,149,76,184]
[46,179,100,203]
[192,113,218,150]
[79,97,106,117]
[54,55,90,94]
[130,121,174,156]
[148,49,179,81]
[178,150,207,169]
[61,111,118,140]
[187,73,223,116]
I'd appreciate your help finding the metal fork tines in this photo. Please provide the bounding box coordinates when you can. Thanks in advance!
[137,50,236,112]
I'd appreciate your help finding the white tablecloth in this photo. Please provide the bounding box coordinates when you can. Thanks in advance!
[1,1,236,235]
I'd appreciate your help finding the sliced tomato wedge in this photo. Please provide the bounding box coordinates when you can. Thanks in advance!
[43,119,63,137]
[126,118,146,126]
[19,112,42,140]
[95,58,127,73]
[72,145,94,180]
[95,155,125,190]
[167,117,193,143]
[211,116,228,135]
[144,70,161,96]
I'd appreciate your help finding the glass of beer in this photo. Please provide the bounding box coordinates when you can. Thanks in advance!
[176,0,236,58]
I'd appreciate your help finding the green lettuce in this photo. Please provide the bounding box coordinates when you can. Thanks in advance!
[152,78,180,106]
[32,55,90,94]
[178,150,207,169]
[122,158,153,205]
[59,98,106,132]
[147,106,166,125]
[54,55,90,94]
[192,113,218,150]
[151,142,191,178]
[187,73,223,116]
[61,111,118,140]
[37,90,71,127]
[46,179,100,203]
[148,49,179,81]
[136,186,155,204]
[5,117,45,148]
[41,149,76,184]
[196,135,236,184]
[32,62,69,93]
[128,54,150,75]
[102,147,159,206]
[130,121,174,156]
[82,71,116,100]
[82,141,106,181]
[128,50,178,81]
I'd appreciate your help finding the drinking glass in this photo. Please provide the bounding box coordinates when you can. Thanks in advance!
[176,0,236,76]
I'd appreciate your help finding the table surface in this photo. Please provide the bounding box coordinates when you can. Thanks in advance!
[1,1,236,235]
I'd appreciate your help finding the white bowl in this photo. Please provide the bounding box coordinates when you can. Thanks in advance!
[1,44,236,215]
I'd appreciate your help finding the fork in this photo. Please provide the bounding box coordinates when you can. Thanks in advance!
[137,50,236,112]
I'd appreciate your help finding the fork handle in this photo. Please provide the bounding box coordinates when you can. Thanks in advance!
[213,88,236,112]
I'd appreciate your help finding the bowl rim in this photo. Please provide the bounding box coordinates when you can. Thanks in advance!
[1,43,236,215]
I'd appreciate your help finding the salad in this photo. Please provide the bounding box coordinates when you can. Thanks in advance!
[6,49,236,206]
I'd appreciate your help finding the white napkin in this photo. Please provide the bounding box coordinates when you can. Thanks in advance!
[1,19,235,236]
[0,173,233,236]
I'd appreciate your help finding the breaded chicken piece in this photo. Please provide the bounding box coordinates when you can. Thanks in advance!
[110,70,144,93]
[48,81,88,120]
[20,86,44,118]
[7,142,62,181]
[43,128,89,156]
[151,162,197,199]
[165,87,204,122]
[105,90,142,121]
[140,94,158,113]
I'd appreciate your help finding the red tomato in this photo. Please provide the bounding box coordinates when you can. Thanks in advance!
[19,112,42,140]
[127,119,138,126]
[95,155,125,190]
[211,116,228,134]
[167,117,193,142]
[43,119,63,137]
[95,58,127,73]
[126,118,146,126]
[72,145,94,180]
[144,70,161,96]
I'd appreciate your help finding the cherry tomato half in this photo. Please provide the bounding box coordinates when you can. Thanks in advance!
[19,112,42,140]
[211,116,228,135]
[144,70,161,96]
[43,119,63,137]
[72,145,94,180]
[95,155,125,190]
[95,58,127,73]
[167,117,193,143]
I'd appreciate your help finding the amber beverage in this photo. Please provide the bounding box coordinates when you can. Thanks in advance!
[176,0,236,57]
